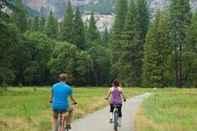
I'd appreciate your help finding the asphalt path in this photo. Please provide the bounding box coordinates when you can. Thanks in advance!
[70,93,151,131]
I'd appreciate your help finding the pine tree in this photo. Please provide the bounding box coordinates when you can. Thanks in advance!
[103,26,109,46]
[169,0,192,87]
[184,12,197,87]
[133,0,149,85]
[61,0,74,43]
[32,16,39,31]
[111,0,128,78]
[119,0,138,86]
[136,0,149,41]
[87,12,101,46]
[14,0,27,33]
[45,11,58,39]
[72,7,86,49]
[39,17,46,32]
[143,11,171,87]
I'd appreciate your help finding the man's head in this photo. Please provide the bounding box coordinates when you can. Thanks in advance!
[58,73,68,82]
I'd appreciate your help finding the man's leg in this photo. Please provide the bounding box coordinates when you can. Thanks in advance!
[52,111,58,131]
[65,106,74,129]
[60,112,66,131]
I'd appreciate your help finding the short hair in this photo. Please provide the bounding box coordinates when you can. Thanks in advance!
[113,79,120,87]
[58,73,68,81]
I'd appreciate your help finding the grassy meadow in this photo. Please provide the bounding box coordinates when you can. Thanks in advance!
[135,88,197,131]
[0,87,149,131]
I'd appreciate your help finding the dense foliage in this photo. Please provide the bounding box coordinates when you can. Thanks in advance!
[0,0,196,87]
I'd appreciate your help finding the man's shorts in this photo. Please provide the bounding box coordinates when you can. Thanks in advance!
[53,108,68,113]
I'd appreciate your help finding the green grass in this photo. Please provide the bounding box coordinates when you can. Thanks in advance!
[135,88,197,131]
[0,87,148,131]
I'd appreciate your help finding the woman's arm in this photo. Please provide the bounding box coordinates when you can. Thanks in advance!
[121,88,126,101]
[105,88,112,99]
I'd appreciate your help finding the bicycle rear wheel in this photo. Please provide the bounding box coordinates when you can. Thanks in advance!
[113,111,119,131]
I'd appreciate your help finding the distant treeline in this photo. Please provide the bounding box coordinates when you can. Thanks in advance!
[0,0,196,87]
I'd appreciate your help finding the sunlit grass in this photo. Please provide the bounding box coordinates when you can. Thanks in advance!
[0,87,148,131]
[135,88,197,131]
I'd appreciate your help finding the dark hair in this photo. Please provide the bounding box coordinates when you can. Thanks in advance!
[58,73,68,82]
[113,79,120,87]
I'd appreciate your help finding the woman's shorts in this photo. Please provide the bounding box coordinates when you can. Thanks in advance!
[110,104,122,117]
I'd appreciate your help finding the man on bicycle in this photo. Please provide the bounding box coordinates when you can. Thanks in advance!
[105,79,126,126]
[50,73,77,131]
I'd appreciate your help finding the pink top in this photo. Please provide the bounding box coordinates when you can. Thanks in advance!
[110,87,122,104]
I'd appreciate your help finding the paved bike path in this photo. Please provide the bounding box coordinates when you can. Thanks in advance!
[70,93,151,131]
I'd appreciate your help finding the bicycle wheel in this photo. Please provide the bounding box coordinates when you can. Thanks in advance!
[113,110,119,131]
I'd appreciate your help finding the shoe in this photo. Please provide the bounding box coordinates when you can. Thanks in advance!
[110,118,113,123]
[65,124,72,129]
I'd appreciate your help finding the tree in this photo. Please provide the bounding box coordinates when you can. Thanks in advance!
[169,0,192,87]
[14,0,27,33]
[184,12,197,87]
[87,12,101,46]
[32,16,39,31]
[88,42,111,86]
[49,42,92,85]
[0,22,19,86]
[102,26,109,46]
[22,32,54,85]
[118,0,138,86]
[61,0,74,43]
[134,0,149,85]
[143,11,171,87]
[72,7,86,49]
[45,11,58,39]
[111,0,128,78]
[39,17,46,32]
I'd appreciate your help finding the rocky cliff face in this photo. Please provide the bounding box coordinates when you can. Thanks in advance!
[23,0,197,17]
[23,0,197,31]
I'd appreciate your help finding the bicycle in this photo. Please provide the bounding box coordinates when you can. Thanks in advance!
[55,112,71,131]
[53,103,77,131]
[112,104,120,131]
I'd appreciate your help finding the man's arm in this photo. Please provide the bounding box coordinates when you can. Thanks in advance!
[70,95,77,105]
[49,87,53,103]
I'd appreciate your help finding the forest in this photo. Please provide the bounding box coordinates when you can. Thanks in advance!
[0,0,196,87]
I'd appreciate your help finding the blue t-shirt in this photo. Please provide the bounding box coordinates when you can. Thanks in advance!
[52,82,73,110]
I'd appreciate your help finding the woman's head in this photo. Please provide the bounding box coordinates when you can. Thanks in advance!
[112,79,120,87]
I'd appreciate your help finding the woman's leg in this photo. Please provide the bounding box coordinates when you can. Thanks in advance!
[110,104,114,122]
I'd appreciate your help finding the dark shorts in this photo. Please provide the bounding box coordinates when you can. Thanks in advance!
[110,104,122,117]
[53,108,68,113]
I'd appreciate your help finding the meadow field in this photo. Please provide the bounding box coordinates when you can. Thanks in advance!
[0,87,149,131]
[135,88,197,131]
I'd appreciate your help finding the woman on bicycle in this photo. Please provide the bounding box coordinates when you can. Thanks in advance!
[105,79,126,126]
